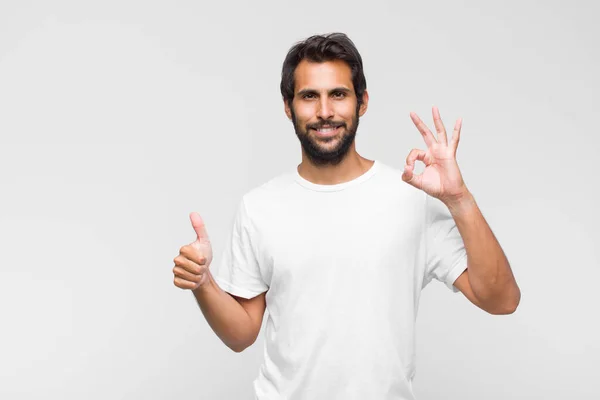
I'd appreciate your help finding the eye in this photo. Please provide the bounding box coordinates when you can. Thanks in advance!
[302,93,316,100]
[332,91,346,99]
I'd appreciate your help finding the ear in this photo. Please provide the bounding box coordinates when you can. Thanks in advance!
[284,98,292,120]
[358,90,369,117]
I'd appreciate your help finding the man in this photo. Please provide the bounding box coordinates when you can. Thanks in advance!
[173,32,520,400]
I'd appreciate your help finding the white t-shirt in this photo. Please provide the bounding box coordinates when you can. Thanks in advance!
[210,159,468,400]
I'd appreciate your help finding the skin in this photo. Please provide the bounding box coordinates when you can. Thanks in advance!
[402,108,520,314]
[284,59,374,185]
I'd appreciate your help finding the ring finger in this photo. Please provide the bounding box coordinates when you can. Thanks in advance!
[173,266,201,283]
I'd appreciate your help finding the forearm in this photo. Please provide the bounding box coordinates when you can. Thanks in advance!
[192,270,254,352]
[446,191,520,310]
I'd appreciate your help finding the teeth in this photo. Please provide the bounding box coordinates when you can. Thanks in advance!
[317,127,336,133]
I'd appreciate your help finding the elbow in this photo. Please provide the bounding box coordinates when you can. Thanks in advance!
[487,286,521,315]
[229,342,249,353]
[225,327,260,353]
[489,303,517,315]
[230,345,246,353]
[228,337,257,353]
[504,291,521,315]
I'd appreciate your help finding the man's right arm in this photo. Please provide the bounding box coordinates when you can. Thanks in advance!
[192,269,266,352]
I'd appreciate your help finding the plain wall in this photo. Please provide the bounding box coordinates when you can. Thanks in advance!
[1,0,598,399]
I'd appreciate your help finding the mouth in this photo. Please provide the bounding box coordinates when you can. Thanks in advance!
[310,125,343,138]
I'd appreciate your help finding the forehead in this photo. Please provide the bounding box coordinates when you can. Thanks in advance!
[294,59,353,93]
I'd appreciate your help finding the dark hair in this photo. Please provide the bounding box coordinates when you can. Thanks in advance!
[280,32,367,108]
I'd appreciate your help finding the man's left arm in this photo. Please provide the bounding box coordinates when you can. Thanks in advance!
[446,191,521,315]
[402,106,520,315]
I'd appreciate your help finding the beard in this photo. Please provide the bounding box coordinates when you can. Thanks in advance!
[291,105,360,167]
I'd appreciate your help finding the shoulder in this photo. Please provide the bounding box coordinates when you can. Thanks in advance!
[238,169,297,225]
[243,169,294,203]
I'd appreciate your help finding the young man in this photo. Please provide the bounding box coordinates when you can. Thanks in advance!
[173,32,520,400]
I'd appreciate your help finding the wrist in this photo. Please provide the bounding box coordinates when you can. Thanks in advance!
[444,189,476,216]
[192,268,215,296]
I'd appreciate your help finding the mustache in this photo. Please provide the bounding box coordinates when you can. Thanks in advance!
[306,121,346,130]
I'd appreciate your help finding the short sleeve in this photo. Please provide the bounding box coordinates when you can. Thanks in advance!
[423,193,468,293]
[210,197,269,299]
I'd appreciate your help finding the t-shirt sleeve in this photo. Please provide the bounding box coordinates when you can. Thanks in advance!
[209,197,269,299]
[423,193,468,293]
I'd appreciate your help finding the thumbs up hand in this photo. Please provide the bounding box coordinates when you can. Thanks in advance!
[173,212,214,290]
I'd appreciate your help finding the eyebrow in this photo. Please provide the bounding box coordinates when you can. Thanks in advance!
[296,87,353,97]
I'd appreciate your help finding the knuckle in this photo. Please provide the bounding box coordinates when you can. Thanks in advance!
[192,265,203,275]
[180,246,190,257]
[190,250,204,265]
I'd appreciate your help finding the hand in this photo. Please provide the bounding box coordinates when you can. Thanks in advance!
[402,106,469,205]
[173,212,214,290]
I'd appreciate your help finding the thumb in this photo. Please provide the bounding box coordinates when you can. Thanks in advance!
[189,212,210,241]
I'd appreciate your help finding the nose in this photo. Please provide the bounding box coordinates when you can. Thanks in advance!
[316,97,334,120]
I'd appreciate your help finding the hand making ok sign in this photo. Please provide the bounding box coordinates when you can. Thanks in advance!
[402,106,469,206]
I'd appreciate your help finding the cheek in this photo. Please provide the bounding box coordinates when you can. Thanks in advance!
[336,103,357,120]
[293,103,316,121]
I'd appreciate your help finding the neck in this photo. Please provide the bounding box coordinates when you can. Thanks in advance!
[297,151,374,185]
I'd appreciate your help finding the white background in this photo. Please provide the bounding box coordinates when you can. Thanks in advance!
[1,1,598,399]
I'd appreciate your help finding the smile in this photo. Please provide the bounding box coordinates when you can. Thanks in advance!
[312,126,342,137]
